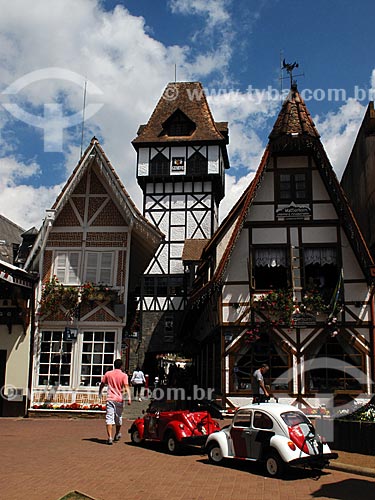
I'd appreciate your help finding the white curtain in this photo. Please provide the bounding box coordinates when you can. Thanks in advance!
[304,248,337,266]
[255,248,287,267]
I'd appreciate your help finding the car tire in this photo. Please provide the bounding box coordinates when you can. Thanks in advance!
[130,428,143,445]
[265,451,285,478]
[207,442,224,465]
[165,432,180,454]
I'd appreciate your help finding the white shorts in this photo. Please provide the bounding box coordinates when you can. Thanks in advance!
[105,400,124,425]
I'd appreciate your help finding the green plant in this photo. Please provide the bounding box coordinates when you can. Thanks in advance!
[300,289,329,313]
[39,276,66,316]
[39,278,118,318]
[252,289,294,325]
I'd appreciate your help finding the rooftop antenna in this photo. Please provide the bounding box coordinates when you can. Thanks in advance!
[280,58,304,89]
[279,50,284,93]
[80,78,87,159]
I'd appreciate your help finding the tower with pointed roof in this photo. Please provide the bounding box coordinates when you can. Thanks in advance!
[186,83,374,407]
[132,82,229,360]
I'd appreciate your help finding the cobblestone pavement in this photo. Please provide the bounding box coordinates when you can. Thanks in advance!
[1,416,375,500]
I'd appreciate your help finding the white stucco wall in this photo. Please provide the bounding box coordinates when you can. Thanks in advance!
[0,324,30,396]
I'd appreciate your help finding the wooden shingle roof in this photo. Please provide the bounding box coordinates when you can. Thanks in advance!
[269,84,320,140]
[132,82,228,145]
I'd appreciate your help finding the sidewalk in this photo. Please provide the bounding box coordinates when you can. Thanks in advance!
[329,449,375,478]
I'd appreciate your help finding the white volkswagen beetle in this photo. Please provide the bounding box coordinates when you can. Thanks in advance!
[205,402,338,477]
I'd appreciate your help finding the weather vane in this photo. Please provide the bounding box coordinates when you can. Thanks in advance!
[281,59,304,89]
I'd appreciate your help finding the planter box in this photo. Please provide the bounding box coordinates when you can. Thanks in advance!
[28,409,105,419]
[332,419,375,455]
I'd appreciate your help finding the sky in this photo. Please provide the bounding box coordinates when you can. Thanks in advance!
[1,0,375,230]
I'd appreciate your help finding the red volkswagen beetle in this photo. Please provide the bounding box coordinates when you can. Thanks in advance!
[129,400,221,453]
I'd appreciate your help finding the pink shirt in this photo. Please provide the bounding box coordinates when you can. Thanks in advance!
[102,369,129,402]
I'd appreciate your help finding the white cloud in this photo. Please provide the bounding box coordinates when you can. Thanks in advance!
[314,99,365,179]
[0,157,61,229]
[169,0,231,26]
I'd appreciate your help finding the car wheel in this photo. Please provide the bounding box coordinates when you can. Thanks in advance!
[165,432,180,454]
[265,451,285,478]
[207,442,224,464]
[131,428,143,445]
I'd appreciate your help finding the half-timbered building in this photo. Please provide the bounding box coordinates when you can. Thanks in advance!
[132,82,229,374]
[188,84,375,410]
[25,138,162,410]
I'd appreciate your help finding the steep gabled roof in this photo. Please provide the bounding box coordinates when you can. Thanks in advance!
[132,82,228,145]
[25,138,164,270]
[269,84,320,140]
[191,86,374,303]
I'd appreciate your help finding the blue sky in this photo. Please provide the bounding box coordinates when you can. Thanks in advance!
[1,0,375,229]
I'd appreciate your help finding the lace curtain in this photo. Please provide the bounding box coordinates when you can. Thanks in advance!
[255,248,287,267]
[304,248,337,266]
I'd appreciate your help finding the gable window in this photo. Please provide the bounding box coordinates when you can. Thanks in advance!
[186,151,207,176]
[277,171,309,203]
[84,252,113,285]
[150,152,169,176]
[54,251,80,285]
[163,109,196,137]
[253,247,289,290]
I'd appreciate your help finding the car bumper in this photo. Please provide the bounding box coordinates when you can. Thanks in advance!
[181,435,208,446]
[288,452,338,468]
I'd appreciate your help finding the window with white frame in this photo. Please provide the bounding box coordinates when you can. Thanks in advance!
[80,331,116,387]
[54,251,80,284]
[38,331,72,386]
[84,252,114,284]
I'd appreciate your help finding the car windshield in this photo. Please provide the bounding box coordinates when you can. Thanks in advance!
[281,411,310,427]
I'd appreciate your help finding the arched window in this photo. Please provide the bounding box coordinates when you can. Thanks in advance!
[150,152,169,176]
[186,151,207,176]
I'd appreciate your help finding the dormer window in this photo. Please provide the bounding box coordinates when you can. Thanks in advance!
[162,109,196,137]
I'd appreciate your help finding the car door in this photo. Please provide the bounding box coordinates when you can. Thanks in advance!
[229,410,253,458]
[249,410,275,460]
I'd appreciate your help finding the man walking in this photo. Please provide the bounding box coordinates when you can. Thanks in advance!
[252,363,270,403]
[99,359,131,445]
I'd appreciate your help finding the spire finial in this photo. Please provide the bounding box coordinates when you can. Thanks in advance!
[282,59,299,88]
